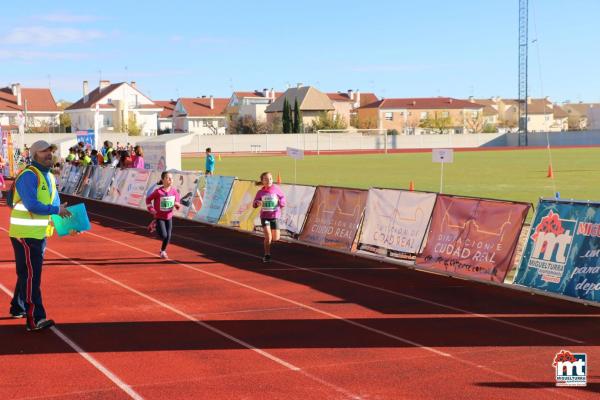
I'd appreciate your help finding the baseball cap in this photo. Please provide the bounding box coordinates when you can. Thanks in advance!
[29,140,57,155]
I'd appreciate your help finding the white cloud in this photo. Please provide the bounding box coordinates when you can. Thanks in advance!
[169,35,184,43]
[33,13,104,23]
[3,26,105,46]
[0,49,89,60]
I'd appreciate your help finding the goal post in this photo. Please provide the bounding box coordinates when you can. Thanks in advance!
[315,128,390,155]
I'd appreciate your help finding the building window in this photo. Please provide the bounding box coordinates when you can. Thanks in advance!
[545,115,550,121]
[107,98,112,104]
[471,111,479,118]
[441,111,449,118]
[420,111,428,120]
[384,112,393,121]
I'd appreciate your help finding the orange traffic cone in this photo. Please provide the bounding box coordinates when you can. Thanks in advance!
[276,172,282,184]
[409,180,415,191]
[547,164,554,178]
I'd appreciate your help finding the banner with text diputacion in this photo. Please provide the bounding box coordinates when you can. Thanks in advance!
[299,186,367,251]
[358,189,436,259]
[416,195,530,282]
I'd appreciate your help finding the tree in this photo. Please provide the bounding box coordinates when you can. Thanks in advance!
[127,113,142,136]
[482,123,498,133]
[282,98,292,133]
[57,100,72,133]
[419,111,453,134]
[292,98,302,133]
[229,115,272,134]
[310,111,348,131]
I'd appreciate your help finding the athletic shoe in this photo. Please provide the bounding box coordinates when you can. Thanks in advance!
[160,251,168,259]
[10,311,25,319]
[262,254,271,263]
[26,318,55,332]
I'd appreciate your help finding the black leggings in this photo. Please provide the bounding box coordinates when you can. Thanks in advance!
[156,219,173,251]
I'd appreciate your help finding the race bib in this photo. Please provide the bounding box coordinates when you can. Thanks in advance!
[261,193,278,212]
[160,195,175,211]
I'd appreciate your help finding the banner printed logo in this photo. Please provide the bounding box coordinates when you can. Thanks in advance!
[553,350,587,387]
[527,211,575,283]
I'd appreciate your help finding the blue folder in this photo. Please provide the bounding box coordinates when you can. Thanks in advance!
[51,203,91,237]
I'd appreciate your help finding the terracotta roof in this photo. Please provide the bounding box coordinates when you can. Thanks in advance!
[0,88,23,112]
[360,97,484,110]
[136,104,163,110]
[562,103,597,116]
[21,88,59,112]
[66,83,125,110]
[358,93,378,107]
[265,86,335,113]
[327,93,354,102]
[234,91,283,99]
[0,87,60,113]
[553,105,568,119]
[177,98,228,117]
[155,100,177,118]
[525,99,553,115]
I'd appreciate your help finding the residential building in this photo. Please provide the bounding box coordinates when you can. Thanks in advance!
[66,80,162,136]
[326,90,378,128]
[0,83,61,132]
[553,105,569,131]
[357,97,485,134]
[155,100,177,133]
[265,85,335,129]
[172,96,229,135]
[227,89,280,123]
[561,103,600,130]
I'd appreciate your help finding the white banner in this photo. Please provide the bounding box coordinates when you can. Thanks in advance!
[274,184,317,235]
[117,169,152,208]
[171,171,204,218]
[432,148,454,163]
[103,169,130,203]
[359,189,437,256]
[286,147,304,160]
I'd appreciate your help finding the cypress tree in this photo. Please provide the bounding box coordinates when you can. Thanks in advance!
[282,98,292,133]
[293,98,302,133]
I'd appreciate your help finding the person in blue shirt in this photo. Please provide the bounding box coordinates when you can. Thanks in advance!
[205,147,215,176]
[9,140,71,331]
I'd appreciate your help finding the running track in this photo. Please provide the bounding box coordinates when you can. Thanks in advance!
[0,197,599,399]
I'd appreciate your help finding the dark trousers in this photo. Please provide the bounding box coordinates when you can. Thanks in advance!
[10,237,47,327]
[156,219,173,251]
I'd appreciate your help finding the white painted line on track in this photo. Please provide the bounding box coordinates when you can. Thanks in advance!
[82,220,582,398]
[0,283,144,400]
[35,244,361,400]
[91,213,585,344]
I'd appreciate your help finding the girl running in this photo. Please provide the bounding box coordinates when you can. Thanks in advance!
[146,171,181,259]
[253,171,286,262]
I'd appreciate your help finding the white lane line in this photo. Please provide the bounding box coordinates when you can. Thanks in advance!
[90,213,585,344]
[83,227,577,399]
[0,283,144,400]
[39,246,362,400]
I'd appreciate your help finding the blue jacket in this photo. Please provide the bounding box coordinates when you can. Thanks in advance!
[16,161,61,215]
[205,154,215,171]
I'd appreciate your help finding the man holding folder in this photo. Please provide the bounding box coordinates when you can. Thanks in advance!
[9,140,71,331]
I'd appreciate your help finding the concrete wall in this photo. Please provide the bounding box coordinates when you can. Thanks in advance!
[17,132,136,148]
[504,130,600,147]
[184,132,506,153]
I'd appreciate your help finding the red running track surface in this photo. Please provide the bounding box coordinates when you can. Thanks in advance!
[0,197,599,400]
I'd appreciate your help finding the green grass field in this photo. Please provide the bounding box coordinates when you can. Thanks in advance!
[182,147,600,207]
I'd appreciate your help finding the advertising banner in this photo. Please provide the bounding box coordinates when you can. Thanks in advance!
[116,169,152,208]
[76,130,95,150]
[193,175,235,224]
[58,163,72,190]
[299,186,368,251]
[514,199,600,303]
[0,127,8,177]
[142,143,166,171]
[138,170,162,210]
[61,166,84,195]
[358,189,437,258]
[218,180,261,231]
[88,167,115,200]
[416,195,530,282]
[171,171,203,218]
[277,184,316,236]
[103,169,130,203]
[74,166,96,197]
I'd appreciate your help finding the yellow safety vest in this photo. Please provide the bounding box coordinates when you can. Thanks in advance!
[9,166,57,239]
[103,148,113,163]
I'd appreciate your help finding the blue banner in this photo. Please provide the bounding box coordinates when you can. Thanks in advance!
[76,130,95,150]
[193,176,235,224]
[514,199,600,303]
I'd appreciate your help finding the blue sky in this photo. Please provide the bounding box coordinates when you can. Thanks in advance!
[1,0,598,103]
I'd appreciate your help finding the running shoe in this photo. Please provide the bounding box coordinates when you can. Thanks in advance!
[26,318,55,332]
